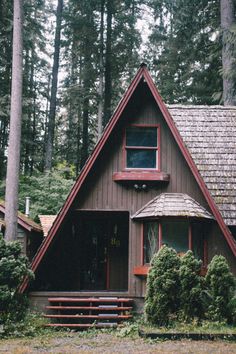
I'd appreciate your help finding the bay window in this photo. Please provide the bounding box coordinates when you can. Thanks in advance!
[143,219,205,265]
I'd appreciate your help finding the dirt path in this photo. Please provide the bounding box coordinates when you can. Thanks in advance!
[1,332,236,354]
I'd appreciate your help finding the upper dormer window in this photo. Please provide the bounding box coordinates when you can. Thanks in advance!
[125,126,159,169]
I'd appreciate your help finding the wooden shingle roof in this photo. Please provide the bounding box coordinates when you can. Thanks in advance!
[132,193,214,220]
[0,200,42,233]
[39,215,57,237]
[169,105,236,226]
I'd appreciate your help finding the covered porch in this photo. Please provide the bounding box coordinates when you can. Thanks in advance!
[30,211,129,293]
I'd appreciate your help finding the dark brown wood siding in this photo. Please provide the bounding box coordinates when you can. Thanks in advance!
[70,84,217,296]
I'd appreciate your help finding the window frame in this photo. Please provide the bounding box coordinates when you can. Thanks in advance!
[123,124,160,171]
[142,219,194,265]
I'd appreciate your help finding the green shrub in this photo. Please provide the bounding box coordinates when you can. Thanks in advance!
[0,233,34,326]
[179,250,205,321]
[144,245,180,325]
[205,255,236,323]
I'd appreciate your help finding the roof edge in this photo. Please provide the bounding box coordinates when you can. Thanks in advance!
[167,104,236,110]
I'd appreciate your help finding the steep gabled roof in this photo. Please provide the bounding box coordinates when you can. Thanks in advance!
[0,200,42,233]
[169,105,236,226]
[132,193,214,220]
[20,65,236,292]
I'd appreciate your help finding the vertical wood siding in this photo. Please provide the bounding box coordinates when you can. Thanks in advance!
[72,84,212,296]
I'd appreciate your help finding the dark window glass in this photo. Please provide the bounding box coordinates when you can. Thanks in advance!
[162,221,188,254]
[144,222,159,264]
[127,149,156,168]
[192,222,204,261]
[126,127,157,147]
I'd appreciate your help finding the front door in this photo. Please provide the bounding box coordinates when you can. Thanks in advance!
[78,212,128,291]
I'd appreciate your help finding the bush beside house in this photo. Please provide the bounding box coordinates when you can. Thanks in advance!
[145,246,236,326]
[206,255,236,323]
[179,251,205,322]
[145,246,180,325]
[0,233,34,330]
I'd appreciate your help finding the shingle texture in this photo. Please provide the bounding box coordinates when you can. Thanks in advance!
[0,200,42,232]
[168,105,236,226]
[39,215,57,237]
[132,193,213,220]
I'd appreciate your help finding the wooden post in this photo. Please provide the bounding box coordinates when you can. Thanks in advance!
[158,222,162,250]
[188,222,192,250]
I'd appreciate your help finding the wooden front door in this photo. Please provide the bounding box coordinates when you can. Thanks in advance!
[78,212,129,291]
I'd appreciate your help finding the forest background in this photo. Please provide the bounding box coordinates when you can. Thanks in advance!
[0,0,235,220]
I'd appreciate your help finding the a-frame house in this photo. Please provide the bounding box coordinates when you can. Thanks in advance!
[21,64,236,316]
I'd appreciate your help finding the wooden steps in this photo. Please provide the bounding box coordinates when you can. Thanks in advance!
[44,296,133,329]
[46,306,132,311]
[46,323,118,328]
[44,314,132,319]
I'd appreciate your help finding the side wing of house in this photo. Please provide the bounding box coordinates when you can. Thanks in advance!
[0,203,43,260]
[22,65,236,297]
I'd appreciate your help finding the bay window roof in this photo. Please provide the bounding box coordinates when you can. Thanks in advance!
[132,193,214,220]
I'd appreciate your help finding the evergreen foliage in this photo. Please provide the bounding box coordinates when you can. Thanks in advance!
[1,0,235,177]
[179,250,205,321]
[145,0,223,104]
[145,245,180,325]
[205,255,236,323]
[17,164,75,221]
[0,165,74,221]
[145,247,236,326]
[0,233,34,326]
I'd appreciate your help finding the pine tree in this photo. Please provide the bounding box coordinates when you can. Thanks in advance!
[145,0,222,104]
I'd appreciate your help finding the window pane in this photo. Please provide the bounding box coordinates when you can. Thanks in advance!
[144,222,159,264]
[162,221,188,254]
[192,222,204,261]
[127,149,156,168]
[126,127,157,147]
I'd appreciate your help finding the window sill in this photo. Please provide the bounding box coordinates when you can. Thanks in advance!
[133,265,207,277]
[113,171,170,183]
[133,265,150,276]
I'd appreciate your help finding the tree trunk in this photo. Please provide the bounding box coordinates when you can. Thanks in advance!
[4,0,23,242]
[80,51,90,169]
[80,96,89,169]
[103,0,112,127]
[30,54,36,175]
[0,1,12,179]
[97,0,104,139]
[220,0,236,105]
[66,30,78,165]
[44,0,63,171]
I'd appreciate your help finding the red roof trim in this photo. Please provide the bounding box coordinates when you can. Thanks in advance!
[19,65,236,293]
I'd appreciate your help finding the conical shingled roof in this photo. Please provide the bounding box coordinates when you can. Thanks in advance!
[132,193,214,220]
